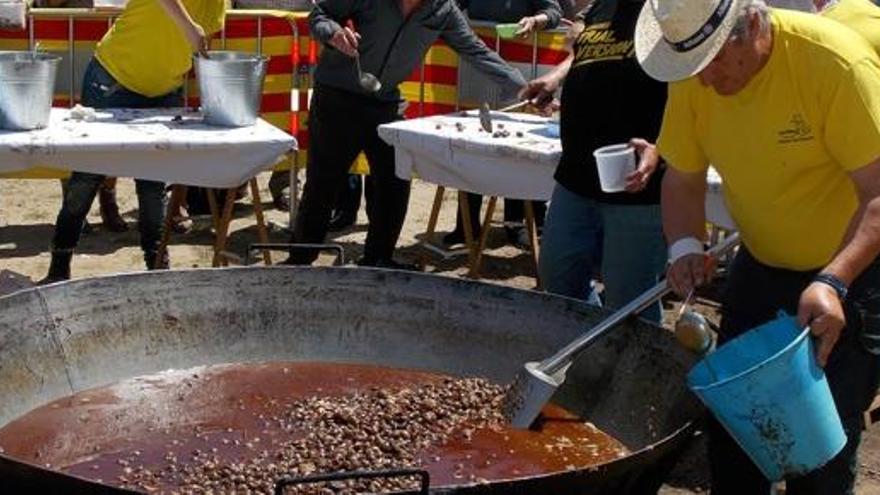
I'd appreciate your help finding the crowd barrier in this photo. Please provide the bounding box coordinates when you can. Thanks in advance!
[0,10,570,179]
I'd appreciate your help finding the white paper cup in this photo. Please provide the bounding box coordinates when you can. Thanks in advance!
[593,143,636,193]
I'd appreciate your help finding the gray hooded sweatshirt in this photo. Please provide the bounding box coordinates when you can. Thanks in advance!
[310,0,527,102]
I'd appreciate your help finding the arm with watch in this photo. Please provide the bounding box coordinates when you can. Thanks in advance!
[799,156,880,366]
[662,157,880,367]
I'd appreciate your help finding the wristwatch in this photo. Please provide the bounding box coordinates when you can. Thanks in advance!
[813,273,848,302]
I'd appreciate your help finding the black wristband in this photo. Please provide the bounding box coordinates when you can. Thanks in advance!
[813,273,848,302]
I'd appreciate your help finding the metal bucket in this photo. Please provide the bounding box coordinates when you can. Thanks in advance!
[0,268,702,493]
[194,51,267,127]
[0,51,61,130]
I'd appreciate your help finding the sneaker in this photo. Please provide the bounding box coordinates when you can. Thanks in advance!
[356,256,420,272]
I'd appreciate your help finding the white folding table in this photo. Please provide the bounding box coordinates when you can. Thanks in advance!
[379,110,560,282]
[0,107,297,266]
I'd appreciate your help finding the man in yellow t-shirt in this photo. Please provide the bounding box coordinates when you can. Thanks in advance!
[635,0,880,492]
[768,0,880,51]
[820,0,880,50]
[41,0,226,284]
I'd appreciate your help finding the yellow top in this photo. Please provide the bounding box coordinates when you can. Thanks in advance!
[822,0,880,53]
[95,0,226,97]
[657,9,880,270]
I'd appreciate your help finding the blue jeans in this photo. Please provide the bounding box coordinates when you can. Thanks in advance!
[538,183,667,322]
[52,58,183,265]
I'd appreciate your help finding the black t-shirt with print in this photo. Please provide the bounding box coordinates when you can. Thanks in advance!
[554,0,666,204]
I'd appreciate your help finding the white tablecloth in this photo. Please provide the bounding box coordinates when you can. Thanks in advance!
[707,166,737,230]
[0,108,297,188]
[378,111,561,201]
[379,110,737,229]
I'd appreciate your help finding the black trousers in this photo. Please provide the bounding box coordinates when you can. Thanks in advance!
[709,249,880,495]
[290,85,410,263]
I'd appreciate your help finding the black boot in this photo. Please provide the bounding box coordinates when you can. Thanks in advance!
[145,250,170,270]
[39,251,72,285]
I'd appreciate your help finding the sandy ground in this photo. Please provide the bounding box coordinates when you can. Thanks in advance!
[2,173,880,493]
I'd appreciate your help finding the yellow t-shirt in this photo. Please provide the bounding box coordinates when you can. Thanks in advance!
[822,0,880,54]
[95,0,225,97]
[657,9,880,270]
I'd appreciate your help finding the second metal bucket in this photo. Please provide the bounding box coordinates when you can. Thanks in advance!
[0,51,61,130]
[194,51,267,127]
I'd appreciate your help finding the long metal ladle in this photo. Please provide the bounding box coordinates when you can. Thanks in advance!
[674,288,716,355]
[503,232,741,429]
[354,53,381,93]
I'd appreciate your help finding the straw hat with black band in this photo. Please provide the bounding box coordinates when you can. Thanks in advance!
[635,0,750,82]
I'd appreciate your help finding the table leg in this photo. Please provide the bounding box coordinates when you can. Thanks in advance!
[206,188,220,232]
[418,185,445,270]
[468,196,497,279]
[212,187,237,268]
[158,184,187,267]
[524,200,542,289]
[249,177,272,265]
[459,191,477,270]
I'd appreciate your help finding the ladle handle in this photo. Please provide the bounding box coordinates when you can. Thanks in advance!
[498,100,531,113]
[274,468,430,494]
[539,232,742,375]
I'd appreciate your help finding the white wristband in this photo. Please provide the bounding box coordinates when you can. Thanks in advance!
[668,237,704,264]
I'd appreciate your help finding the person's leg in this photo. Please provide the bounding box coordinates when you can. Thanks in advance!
[538,184,603,301]
[503,198,525,246]
[445,192,482,246]
[707,249,797,495]
[504,199,547,248]
[268,170,291,211]
[787,260,880,495]
[328,173,362,232]
[361,109,411,264]
[60,178,93,234]
[503,198,524,225]
[43,172,106,283]
[596,203,666,322]
[134,178,168,269]
[288,87,364,264]
[784,347,878,495]
[533,200,547,229]
[98,177,127,232]
[710,250,880,493]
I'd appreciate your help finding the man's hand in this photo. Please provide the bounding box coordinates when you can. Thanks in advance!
[187,22,209,57]
[798,282,846,367]
[516,16,539,36]
[519,76,559,109]
[516,14,551,36]
[667,253,714,297]
[329,26,360,57]
[626,138,660,193]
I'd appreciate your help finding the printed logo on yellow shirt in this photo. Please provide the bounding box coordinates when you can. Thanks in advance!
[573,22,635,67]
[777,113,814,144]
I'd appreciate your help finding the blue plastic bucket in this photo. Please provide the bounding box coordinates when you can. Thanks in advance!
[687,313,846,481]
